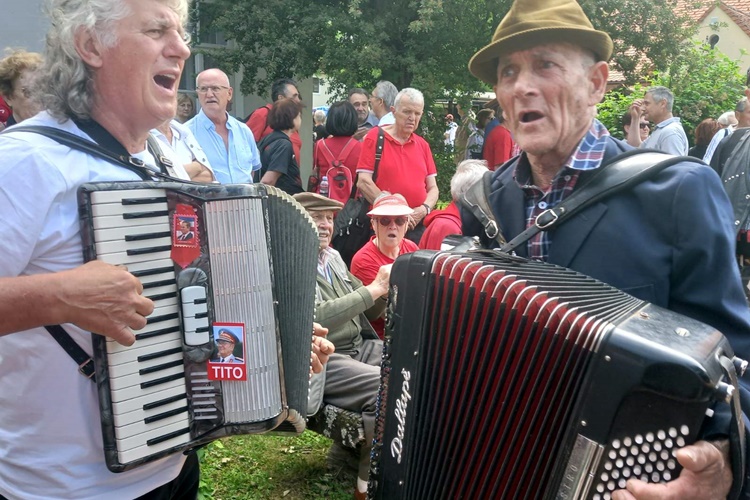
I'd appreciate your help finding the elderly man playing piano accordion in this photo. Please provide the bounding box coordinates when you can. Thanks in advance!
[462,0,750,499]
[0,0,331,498]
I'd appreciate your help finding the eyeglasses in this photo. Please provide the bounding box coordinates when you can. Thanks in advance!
[376,217,407,227]
[196,85,229,94]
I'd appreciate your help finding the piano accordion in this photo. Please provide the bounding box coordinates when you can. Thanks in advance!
[369,250,736,500]
[77,181,318,472]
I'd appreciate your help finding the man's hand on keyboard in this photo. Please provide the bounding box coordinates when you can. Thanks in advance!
[57,260,154,346]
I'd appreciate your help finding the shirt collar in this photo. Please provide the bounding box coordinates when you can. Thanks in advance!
[654,116,681,129]
[514,118,610,186]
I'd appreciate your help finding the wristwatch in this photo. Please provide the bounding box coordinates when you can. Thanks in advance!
[422,203,431,214]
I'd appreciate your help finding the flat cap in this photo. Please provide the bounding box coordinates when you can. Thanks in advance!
[293,192,345,213]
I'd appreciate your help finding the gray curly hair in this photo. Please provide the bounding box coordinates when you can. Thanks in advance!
[38,0,189,121]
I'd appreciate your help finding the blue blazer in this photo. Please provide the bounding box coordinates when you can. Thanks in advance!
[462,136,750,491]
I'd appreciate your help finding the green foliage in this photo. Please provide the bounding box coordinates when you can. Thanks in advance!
[198,431,352,500]
[198,0,695,100]
[598,42,745,144]
[656,42,745,137]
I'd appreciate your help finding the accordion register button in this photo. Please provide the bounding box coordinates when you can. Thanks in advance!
[181,286,210,346]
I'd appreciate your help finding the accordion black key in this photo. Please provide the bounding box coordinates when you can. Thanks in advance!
[369,250,735,500]
[77,181,318,472]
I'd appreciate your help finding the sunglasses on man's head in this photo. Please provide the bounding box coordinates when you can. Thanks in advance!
[376,216,408,227]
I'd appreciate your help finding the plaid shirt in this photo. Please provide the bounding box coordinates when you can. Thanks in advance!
[514,119,610,260]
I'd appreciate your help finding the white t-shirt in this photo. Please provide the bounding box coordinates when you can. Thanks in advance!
[0,112,187,499]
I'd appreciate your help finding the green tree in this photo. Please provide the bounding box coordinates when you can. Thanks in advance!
[197,0,697,99]
[597,42,745,144]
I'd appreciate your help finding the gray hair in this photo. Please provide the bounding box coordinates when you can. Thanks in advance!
[374,80,398,109]
[451,159,489,201]
[394,88,424,110]
[313,109,326,123]
[39,0,189,121]
[736,97,748,113]
[718,110,737,126]
[646,86,674,113]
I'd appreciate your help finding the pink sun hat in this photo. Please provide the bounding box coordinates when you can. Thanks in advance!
[367,193,414,217]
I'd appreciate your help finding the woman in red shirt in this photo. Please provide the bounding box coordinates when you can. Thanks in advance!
[351,193,418,338]
[314,101,362,183]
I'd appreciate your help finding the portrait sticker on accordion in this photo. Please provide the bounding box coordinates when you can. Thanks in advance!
[208,323,248,381]
[77,181,320,472]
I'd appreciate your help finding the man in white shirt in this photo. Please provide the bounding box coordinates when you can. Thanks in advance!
[0,2,332,497]
[369,80,397,126]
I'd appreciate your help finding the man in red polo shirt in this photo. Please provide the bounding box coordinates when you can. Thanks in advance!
[356,87,439,244]
[246,78,303,160]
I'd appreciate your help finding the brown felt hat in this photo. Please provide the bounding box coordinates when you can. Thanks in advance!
[293,192,344,213]
[468,0,613,85]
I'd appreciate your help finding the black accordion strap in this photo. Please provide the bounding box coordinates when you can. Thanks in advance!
[2,125,179,381]
[461,169,507,247]
[4,125,176,181]
[720,355,746,500]
[45,325,96,382]
[499,150,704,254]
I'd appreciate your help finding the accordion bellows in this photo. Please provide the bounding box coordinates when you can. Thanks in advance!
[370,250,733,500]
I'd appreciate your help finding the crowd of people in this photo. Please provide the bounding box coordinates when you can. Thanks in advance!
[4,0,750,498]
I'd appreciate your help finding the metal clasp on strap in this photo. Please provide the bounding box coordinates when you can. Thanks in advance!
[484,219,499,239]
[535,208,562,230]
[78,358,96,379]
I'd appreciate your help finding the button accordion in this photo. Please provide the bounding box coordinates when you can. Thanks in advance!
[78,181,318,472]
[369,250,737,499]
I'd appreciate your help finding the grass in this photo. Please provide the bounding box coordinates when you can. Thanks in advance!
[198,431,355,500]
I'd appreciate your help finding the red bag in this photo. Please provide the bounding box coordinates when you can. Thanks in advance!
[314,138,358,204]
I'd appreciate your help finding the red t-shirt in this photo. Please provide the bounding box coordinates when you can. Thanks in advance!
[247,104,302,161]
[356,127,437,208]
[314,136,362,179]
[419,201,462,251]
[350,236,419,338]
[0,96,10,124]
[483,124,516,170]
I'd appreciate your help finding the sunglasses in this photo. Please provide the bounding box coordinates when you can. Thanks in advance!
[376,216,407,227]
[639,123,650,130]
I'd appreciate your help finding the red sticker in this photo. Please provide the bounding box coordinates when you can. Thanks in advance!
[172,204,201,268]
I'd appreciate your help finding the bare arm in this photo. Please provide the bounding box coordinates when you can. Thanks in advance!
[410,176,440,229]
[260,170,282,186]
[357,172,382,204]
[626,101,645,148]
[0,260,154,346]
[183,161,215,183]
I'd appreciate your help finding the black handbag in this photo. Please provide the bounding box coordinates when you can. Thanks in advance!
[331,128,385,266]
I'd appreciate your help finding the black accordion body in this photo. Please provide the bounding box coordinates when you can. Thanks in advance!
[78,181,318,472]
[369,250,735,499]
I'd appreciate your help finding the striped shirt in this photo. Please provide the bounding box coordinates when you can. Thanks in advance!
[514,119,610,260]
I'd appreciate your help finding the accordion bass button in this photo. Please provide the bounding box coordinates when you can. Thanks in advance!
[714,382,735,403]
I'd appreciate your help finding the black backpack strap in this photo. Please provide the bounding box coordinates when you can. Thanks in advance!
[499,150,700,253]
